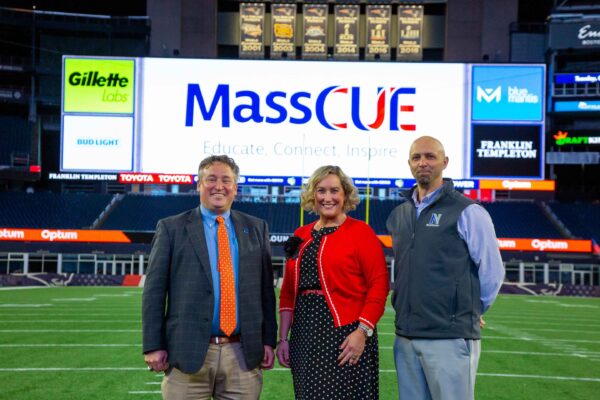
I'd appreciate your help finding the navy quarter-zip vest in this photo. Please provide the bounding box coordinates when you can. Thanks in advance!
[386,179,481,339]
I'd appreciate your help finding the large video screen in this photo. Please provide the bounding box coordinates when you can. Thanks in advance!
[61,57,545,182]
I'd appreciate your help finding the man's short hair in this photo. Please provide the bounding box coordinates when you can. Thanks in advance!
[197,155,240,182]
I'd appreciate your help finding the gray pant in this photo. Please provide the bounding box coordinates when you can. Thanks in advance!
[162,343,262,400]
[393,336,481,400]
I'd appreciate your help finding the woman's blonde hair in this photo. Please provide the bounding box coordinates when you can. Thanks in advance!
[300,165,360,213]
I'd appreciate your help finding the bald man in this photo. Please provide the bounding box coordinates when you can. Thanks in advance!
[386,136,504,400]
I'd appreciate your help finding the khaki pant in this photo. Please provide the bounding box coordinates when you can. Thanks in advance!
[162,343,262,400]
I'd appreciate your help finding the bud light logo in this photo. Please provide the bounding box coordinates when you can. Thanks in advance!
[185,84,417,131]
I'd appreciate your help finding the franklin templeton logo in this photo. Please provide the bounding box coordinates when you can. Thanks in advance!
[426,213,442,227]
[475,140,537,159]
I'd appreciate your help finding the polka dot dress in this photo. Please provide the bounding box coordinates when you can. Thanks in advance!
[289,226,379,399]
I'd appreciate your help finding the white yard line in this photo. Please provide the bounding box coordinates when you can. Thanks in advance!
[378,346,600,357]
[486,310,595,321]
[489,314,600,322]
[477,373,600,382]
[0,344,139,347]
[1,367,598,383]
[51,298,97,302]
[485,321,600,328]
[0,313,139,316]
[502,327,600,334]
[270,369,600,382]
[484,350,595,358]
[2,366,598,384]
[0,367,146,371]
[0,320,139,323]
[6,344,594,357]
[483,335,600,344]
[376,321,600,333]
[0,329,139,332]
[129,391,161,394]
[0,304,52,308]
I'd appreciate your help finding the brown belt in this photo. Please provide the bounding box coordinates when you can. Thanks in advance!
[209,334,241,345]
[300,289,324,296]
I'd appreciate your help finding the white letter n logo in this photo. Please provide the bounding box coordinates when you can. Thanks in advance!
[476,86,501,103]
[426,213,442,227]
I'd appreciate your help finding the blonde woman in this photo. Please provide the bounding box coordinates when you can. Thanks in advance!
[276,165,389,399]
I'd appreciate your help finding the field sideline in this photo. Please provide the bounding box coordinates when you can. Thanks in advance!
[0,287,599,399]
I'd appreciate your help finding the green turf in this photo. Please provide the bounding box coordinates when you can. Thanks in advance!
[0,287,599,399]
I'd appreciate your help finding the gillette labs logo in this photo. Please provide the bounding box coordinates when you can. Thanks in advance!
[185,84,417,131]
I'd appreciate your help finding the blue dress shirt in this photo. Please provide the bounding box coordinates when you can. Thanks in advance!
[411,186,505,313]
[200,205,240,335]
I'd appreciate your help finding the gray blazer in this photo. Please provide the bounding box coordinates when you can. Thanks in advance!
[142,207,277,374]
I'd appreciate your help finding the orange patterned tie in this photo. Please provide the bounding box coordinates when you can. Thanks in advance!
[216,216,236,336]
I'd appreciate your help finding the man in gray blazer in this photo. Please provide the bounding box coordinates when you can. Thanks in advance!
[142,155,277,399]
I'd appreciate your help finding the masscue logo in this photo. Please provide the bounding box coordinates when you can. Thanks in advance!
[185,84,417,131]
[63,58,135,114]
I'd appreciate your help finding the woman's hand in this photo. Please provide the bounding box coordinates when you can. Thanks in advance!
[276,339,291,368]
[337,329,366,367]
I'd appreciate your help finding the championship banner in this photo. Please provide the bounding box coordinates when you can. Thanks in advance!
[397,5,423,61]
[366,5,391,61]
[239,3,265,58]
[271,4,296,59]
[302,4,328,60]
[334,4,359,60]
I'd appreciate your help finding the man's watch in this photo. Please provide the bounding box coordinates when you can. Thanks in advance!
[358,322,374,338]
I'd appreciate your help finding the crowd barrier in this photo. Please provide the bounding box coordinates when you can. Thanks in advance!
[0,273,143,287]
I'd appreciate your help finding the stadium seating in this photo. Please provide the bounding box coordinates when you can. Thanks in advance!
[0,192,112,228]
[0,116,31,167]
[3,191,597,241]
[101,193,198,231]
[549,202,600,242]
[101,195,326,233]
[100,194,404,234]
[481,201,563,238]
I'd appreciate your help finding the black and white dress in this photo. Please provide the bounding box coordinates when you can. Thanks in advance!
[289,226,379,399]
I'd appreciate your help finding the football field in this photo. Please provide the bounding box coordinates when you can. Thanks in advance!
[0,286,599,399]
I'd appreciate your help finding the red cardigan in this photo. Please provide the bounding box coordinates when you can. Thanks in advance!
[279,217,389,329]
